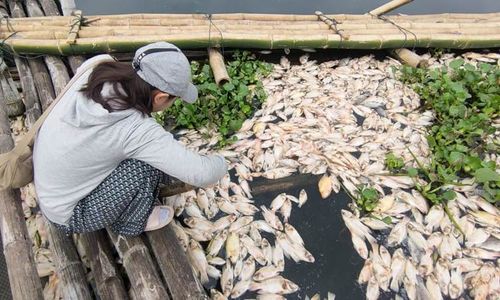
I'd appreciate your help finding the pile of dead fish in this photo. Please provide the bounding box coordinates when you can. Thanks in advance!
[172,52,499,299]
[8,51,499,300]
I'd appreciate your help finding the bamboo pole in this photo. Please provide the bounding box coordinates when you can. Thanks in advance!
[25,0,45,17]
[107,231,170,300]
[46,221,93,300]
[0,59,24,117]
[208,47,230,85]
[5,12,500,25]
[66,10,82,44]
[6,0,43,129]
[146,226,208,299]
[368,0,426,68]
[60,0,76,16]
[79,231,128,300]
[38,0,60,16]
[0,105,43,299]
[13,56,41,128]
[368,0,413,16]
[0,0,8,17]
[25,0,71,103]
[2,20,500,34]
[3,32,500,55]
[4,25,500,41]
[392,48,428,67]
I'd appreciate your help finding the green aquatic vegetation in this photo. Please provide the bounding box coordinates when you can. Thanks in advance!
[155,51,273,146]
[397,59,499,204]
[385,152,405,173]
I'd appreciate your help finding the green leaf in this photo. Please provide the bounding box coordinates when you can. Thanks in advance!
[382,216,392,225]
[474,168,500,183]
[449,59,464,69]
[442,190,456,201]
[407,167,418,177]
[448,151,465,166]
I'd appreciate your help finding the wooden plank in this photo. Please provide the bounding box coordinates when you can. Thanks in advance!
[46,221,93,299]
[147,225,208,300]
[80,230,128,300]
[107,231,170,300]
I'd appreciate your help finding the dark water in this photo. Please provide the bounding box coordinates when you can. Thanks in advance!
[198,173,367,299]
[76,0,500,15]
[252,176,365,299]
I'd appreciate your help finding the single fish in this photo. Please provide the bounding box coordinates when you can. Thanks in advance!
[226,232,240,264]
[298,189,308,207]
[261,206,284,231]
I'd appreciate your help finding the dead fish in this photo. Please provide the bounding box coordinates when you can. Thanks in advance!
[249,276,299,295]
[239,257,256,281]
[358,258,373,284]
[226,232,240,264]
[261,206,284,231]
[187,240,209,284]
[279,199,292,223]
[211,289,228,300]
[298,189,308,207]
[270,193,287,212]
[221,260,234,297]
[318,174,333,199]
[253,265,282,281]
[272,243,285,270]
[207,229,228,257]
[425,274,443,300]
[366,277,380,300]
[231,280,251,298]
[389,248,405,292]
[213,215,237,232]
[387,217,409,247]
[449,269,464,299]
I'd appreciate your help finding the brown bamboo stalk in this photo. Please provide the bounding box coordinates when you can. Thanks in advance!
[79,231,128,300]
[6,0,43,128]
[5,25,500,41]
[107,231,170,299]
[46,221,93,299]
[208,47,230,85]
[15,56,42,128]
[0,73,24,117]
[368,0,413,16]
[44,56,70,95]
[60,0,77,16]
[0,104,44,299]
[38,0,61,16]
[25,0,45,17]
[66,10,82,44]
[3,21,499,35]
[392,48,428,67]
[24,0,71,103]
[0,0,8,17]
[67,56,86,74]
[146,226,208,299]
[27,58,55,111]
[5,12,500,25]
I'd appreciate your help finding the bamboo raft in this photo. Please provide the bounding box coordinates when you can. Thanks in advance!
[1,11,500,55]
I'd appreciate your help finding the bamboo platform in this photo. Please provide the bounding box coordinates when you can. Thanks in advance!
[0,12,499,55]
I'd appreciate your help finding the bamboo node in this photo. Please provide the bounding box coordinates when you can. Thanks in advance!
[315,11,349,40]
[66,10,82,44]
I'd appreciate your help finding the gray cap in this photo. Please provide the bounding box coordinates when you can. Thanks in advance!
[133,42,198,103]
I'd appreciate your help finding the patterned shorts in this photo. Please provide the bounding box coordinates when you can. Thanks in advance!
[51,159,167,236]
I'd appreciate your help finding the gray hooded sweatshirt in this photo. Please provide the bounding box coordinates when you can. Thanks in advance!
[33,54,227,225]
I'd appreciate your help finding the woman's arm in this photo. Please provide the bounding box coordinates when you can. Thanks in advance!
[122,118,228,188]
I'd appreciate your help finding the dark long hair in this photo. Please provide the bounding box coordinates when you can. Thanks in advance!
[80,61,155,115]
